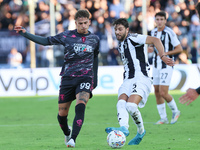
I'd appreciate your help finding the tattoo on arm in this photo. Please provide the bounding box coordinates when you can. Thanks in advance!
[79,91,89,103]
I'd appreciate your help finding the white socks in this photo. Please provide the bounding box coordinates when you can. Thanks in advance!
[157,103,167,119]
[117,99,129,129]
[157,99,179,119]
[126,102,144,134]
[167,98,179,113]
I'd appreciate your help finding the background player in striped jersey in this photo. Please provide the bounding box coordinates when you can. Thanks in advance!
[149,11,183,125]
[105,18,174,145]
[14,9,100,148]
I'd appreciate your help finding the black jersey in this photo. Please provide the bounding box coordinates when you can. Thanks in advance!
[48,29,99,78]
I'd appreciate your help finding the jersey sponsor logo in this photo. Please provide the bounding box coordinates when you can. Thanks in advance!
[118,45,128,65]
[120,52,128,65]
[73,43,92,53]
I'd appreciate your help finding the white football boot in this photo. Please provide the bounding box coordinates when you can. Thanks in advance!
[171,111,180,124]
[66,139,75,148]
[65,126,72,144]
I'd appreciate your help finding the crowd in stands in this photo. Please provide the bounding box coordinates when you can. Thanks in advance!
[0,0,199,68]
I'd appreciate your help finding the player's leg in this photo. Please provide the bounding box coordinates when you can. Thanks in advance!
[159,85,180,124]
[153,67,168,124]
[66,79,92,147]
[154,85,168,124]
[66,91,89,147]
[105,94,130,136]
[126,95,146,145]
[127,77,151,145]
[57,83,74,146]
[159,67,180,124]
[105,79,131,136]
[58,102,73,144]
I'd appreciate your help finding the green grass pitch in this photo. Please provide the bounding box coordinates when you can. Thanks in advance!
[0,91,200,150]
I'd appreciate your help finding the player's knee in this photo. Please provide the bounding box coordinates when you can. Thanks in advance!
[58,107,68,116]
[126,102,138,115]
[159,90,167,98]
[58,110,68,116]
[77,91,90,104]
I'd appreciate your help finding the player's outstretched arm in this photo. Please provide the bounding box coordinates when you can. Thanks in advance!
[145,36,174,66]
[14,26,51,46]
[179,88,200,105]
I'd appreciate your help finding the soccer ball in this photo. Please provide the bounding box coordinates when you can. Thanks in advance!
[107,130,126,148]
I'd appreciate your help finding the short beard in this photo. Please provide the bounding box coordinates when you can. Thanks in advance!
[118,33,126,41]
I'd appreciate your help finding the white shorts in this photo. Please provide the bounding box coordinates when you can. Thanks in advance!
[118,76,152,108]
[152,66,173,86]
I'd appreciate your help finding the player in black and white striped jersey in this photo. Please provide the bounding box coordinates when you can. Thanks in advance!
[105,18,174,145]
[149,11,183,125]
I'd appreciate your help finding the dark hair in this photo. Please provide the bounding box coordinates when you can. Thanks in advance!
[155,11,166,19]
[75,9,90,20]
[113,18,129,28]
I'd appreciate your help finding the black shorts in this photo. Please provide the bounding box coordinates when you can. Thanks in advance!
[58,76,93,103]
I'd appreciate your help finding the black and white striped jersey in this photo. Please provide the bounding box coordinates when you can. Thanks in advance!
[150,26,180,69]
[118,33,150,80]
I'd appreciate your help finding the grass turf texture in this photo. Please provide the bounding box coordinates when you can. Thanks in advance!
[0,91,200,150]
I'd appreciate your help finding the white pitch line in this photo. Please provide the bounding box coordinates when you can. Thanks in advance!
[0,121,200,128]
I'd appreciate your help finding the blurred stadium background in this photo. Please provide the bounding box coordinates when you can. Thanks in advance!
[0,0,200,96]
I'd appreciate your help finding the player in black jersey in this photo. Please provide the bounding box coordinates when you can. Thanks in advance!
[14,9,100,148]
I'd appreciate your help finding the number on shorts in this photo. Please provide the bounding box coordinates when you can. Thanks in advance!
[161,73,168,79]
[80,82,91,90]
[132,83,137,93]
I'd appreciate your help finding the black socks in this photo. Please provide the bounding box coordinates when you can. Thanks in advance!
[57,114,70,136]
[71,103,85,142]
[57,103,86,142]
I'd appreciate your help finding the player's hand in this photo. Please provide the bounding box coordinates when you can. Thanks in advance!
[148,46,154,53]
[179,88,199,105]
[148,44,154,53]
[14,26,26,33]
[161,55,174,66]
